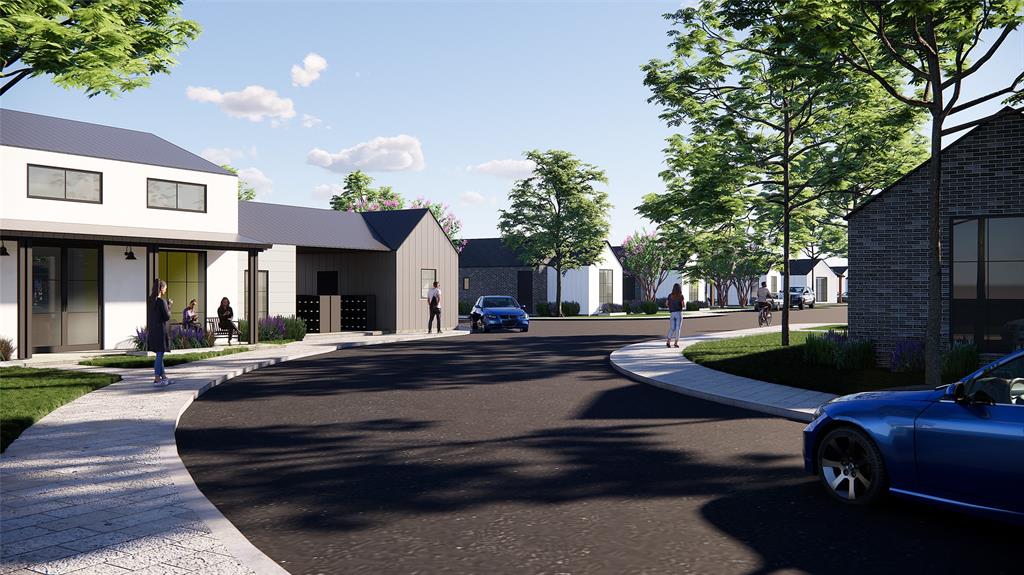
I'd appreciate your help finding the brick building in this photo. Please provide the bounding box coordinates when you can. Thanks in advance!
[847,106,1024,364]
[457,238,547,314]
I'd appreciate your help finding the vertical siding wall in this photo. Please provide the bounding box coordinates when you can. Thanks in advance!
[0,240,19,352]
[395,216,459,332]
[849,109,1024,365]
[296,250,397,331]
[546,244,623,314]
[103,245,147,349]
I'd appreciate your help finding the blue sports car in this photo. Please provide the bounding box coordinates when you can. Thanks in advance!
[803,348,1024,523]
[470,295,530,333]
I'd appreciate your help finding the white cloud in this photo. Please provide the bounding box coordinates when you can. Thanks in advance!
[312,183,344,201]
[200,147,246,165]
[302,113,322,128]
[186,85,296,122]
[459,191,486,205]
[307,135,425,172]
[291,52,328,87]
[466,158,537,179]
[238,167,273,197]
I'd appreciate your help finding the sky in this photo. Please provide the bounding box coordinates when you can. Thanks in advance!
[2,1,1022,244]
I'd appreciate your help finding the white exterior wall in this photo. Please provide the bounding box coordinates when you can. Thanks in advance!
[103,245,147,349]
[207,250,241,320]
[808,261,839,303]
[0,146,238,234]
[0,240,19,353]
[237,244,297,318]
[546,244,622,315]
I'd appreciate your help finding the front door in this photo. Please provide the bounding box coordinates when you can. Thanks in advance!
[815,277,828,303]
[517,270,533,313]
[32,246,101,352]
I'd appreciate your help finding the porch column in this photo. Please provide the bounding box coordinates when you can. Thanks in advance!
[146,245,159,292]
[16,241,31,360]
[247,249,259,344]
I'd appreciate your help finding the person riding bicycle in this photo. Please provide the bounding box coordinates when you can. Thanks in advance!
[755,282,771,312]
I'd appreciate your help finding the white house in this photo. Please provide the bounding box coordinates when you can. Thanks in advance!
[546,242,623,315]
[0,110,458,359]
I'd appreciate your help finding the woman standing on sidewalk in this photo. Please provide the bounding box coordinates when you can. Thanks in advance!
[147,279,172,387]
[666,283,685,348]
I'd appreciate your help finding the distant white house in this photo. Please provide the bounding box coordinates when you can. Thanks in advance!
[546,242,623,315]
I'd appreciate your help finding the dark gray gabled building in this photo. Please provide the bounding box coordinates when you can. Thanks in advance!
[458,238,547,313]
[847,106,1024,363]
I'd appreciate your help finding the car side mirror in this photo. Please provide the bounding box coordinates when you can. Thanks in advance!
[951,382,967,403]
[521,305,527,310]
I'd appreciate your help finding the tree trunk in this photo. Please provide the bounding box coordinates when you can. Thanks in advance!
[555,267,564,317]
[781,106,793,346]
[924,30,944,387]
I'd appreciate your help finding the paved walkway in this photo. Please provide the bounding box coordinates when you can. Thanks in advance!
[610,324,839,422]
[1,330,467,575]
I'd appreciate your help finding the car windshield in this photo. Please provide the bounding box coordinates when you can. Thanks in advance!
[481,297,518,308]
[790,287,803,292]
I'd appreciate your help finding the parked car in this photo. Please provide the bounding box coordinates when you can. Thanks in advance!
[841,290,848,303]
[470,295,530,333]
[803,348,1024,523]
[752,292,782,311]
[789,286,815,309]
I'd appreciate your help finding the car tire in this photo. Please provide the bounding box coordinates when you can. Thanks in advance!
[799,302,804,310]
[816,427,887,506]
[521,327,529,333]
[810,302,815,309]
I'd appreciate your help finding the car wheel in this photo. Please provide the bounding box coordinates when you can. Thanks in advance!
[799,302,804,310]
[810,302,815,308]
[816,427,887,505]
[521,326,529,333]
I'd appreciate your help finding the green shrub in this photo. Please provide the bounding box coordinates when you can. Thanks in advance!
[238,318,249,342]
[0,337,14,361]
[536,301,551,317]
[283,315,307,341]
[942,343,978,383]
[640,301,659,315]
[803,332,837,366]
[685,301,700,312]
[561,301,581,316]
[458,300,473,315]
[836,339,875,370]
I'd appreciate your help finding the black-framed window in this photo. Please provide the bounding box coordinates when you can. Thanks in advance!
[147,178,206,212]
[599,269,614,306]
[463,277,470,290]
[952,216,1024,353]
[421,269,436,298]
[244,270,269,320]
[28,164,102,203]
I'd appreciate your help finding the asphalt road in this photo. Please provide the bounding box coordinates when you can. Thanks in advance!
[177,307,1017,575]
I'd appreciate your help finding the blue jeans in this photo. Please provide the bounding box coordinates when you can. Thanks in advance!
[154,352,165,378]
[667,311,683,340]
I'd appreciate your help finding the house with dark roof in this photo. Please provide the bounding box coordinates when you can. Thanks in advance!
[0,110,456,358]
[847,106,1024,362]
[459,238,623,315]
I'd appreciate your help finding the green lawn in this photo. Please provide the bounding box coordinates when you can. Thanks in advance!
[802,324,848,331]
[79,346,251,368]
[0,368,121,452]
[684,332,924,396]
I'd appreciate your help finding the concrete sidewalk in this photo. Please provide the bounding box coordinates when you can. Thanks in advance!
[609,324,838,423]
[1,330,467,575]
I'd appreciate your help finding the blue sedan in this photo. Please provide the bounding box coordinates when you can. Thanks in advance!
[803,348,1024,523]
[470,295,529,333]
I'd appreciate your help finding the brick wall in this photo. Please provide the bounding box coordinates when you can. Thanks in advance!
[458,266,547,314]
[849,108,1024,365]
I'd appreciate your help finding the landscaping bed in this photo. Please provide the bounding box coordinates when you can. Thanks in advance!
[0,367,121,452]
[683,332,924,396]
[79,346,252,368]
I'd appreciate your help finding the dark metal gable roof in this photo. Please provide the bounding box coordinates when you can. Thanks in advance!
[0,108,233,176]
[360,208,429,250]
[238,201,390,251]
[788,259,821,276]
[460,238,530,268]
[846,106,1024,220]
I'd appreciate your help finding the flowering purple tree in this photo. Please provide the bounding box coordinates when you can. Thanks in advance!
[621,229,671,302]
[411,198,467,253]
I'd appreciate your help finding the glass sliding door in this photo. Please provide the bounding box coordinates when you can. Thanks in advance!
[31,246,101,352]
[816,277,828,303]
[158,251,206,325]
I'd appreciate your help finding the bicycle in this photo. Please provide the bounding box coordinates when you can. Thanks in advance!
[757,302,773,327]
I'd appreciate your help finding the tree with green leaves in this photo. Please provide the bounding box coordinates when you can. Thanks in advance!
[0,0,201,96]
[219,165,256,201]
[498,150,611,316]
[328,171,405,212]
[621,229,674,303]
[642,0,925,343]
[784,0,1024,385]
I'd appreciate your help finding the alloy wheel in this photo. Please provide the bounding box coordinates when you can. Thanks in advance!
[817,428,885,505]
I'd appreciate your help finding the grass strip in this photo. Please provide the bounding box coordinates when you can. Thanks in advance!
[79,347,251,368]
[683,332,923,396]
[0,367,121,452]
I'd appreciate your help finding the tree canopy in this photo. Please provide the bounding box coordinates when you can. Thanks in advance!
[498,150,611,316]
[220,165,256,201]
[0,0,201,96]
[328,171,405,212]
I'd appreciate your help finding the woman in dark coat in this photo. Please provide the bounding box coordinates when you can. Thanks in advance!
[147,279,172,386]
[217,297,239,345]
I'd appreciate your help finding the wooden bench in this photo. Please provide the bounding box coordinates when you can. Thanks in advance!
[205,318,241,344]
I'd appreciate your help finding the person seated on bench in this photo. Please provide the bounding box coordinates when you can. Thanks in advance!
[217,297,240,345]
[182,299,199,329]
